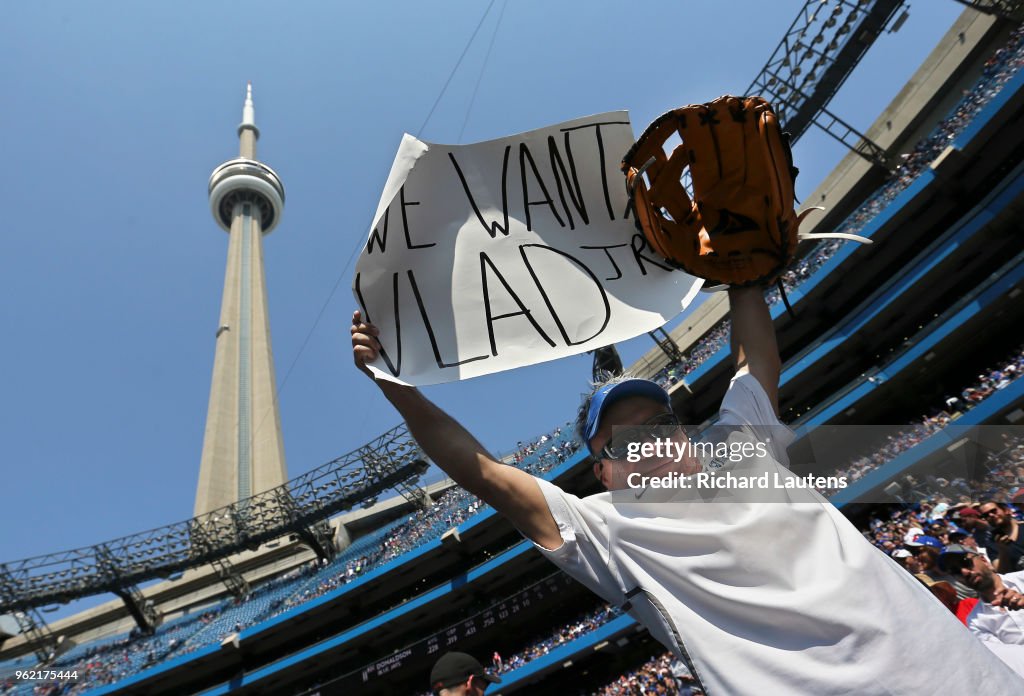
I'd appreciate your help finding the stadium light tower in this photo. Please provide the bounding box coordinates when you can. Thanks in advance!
[195,83,288,516]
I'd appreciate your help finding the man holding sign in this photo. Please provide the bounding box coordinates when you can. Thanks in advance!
[350,286,1019,693]
[350,110,1019,692]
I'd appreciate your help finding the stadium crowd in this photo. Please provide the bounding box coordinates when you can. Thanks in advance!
[848,22,1024,223]
[494,605,622,676]
[856,438,1024,676]
[410,604,623,696]
[590,652,701,696]
[510,426,578,467]
[815,343,1024,497]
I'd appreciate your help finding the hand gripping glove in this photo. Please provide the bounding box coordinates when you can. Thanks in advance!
[622,95,869,301]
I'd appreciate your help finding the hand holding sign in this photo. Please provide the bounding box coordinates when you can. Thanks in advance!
[351,310,381,379]
[353,112,703,386]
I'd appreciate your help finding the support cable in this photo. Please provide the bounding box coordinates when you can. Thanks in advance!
[252,0,503,443]
[458,0,507,143]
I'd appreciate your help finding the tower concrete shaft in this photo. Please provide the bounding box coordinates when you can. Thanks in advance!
[195,84,288,517]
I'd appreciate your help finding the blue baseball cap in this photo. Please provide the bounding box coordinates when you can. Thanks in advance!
[905,534,944,551]
[584,379,671,455]
[938,543,982,572]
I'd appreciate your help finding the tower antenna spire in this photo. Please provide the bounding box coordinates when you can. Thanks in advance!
[239,81,258,141]
[237,82,260,158]
[198,84,287,516]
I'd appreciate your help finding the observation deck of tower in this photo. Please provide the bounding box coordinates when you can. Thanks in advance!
[194,84,288,517]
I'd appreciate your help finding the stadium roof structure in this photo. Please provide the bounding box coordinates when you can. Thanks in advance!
[0,424,427,655]
[745,0,909,168]
[953,0,1024,20]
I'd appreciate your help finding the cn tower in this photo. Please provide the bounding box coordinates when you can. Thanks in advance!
[194,84,288,516]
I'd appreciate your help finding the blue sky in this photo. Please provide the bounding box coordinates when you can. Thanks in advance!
[0,1,964,615]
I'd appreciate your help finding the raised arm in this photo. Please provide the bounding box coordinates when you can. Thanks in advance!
[728,286,781,415]
[351,311,562,550]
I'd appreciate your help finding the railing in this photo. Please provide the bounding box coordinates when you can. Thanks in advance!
[0,424,426,613]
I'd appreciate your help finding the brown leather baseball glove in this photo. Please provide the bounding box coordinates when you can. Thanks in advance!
[622,95,868,293]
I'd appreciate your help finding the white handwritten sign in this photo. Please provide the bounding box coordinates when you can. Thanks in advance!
[353,112,702,386]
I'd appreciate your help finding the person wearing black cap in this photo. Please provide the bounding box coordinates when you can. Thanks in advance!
[429,651,501,695]
[905,534,977,599]
[351,286,1024,693]
[940,544,1024,677]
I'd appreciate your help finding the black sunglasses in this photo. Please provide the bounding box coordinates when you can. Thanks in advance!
[600,413,684,461]
[940,554,975,572]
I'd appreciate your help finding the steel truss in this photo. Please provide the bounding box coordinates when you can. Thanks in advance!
[188,521,250,601]
[390,475,433,511]
[641,2,909,361]
[295,519,340,564]
[96,544,162,634]
[746,0,906,167]
[0,424,427,628]
[0,565,59,663]
[647,329,683,364]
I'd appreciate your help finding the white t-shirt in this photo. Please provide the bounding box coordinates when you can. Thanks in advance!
[967,570,1024,677]
[530,373,1022,694]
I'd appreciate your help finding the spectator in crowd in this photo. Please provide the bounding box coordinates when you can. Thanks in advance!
[955,506,1003,559]
[904,534,976,598]
[925,579,978,627]
[890,547,914,570]
[979,501,1024,573]
[429,652,501,695]
[940,544,1024,677]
